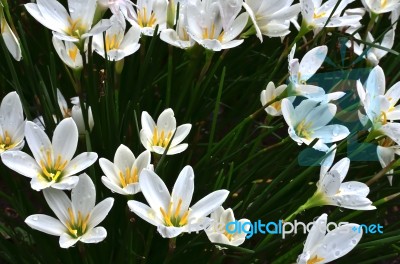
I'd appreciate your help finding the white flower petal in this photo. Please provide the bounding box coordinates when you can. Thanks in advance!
[330,158,350,182]
[171,124,191,146]
[139,169,170,212]
[141,111,156,138]
[63,152,98,177]
[99,158,121,185]
[127,200,162,226]
[171,166,194,214]
[319,171,341,196]
[189,190,229,221]
[157,225,186,238]
[87,198,114,229]
[52,118,78,163]
[114,144,135,171]
[25,214,65,236]
[30,177,53,191]
[303,213,327,253]
[1,151,40,178]
[157,108,176,133]
[101,176,126,195]
[43,188,72,224]
[80,226,107,244]
[51,176,79,190]
[25,121,53,166]
[299,46,327,82]
[59,233,79,248]
[72,174,96,216]
[312,125,350,143]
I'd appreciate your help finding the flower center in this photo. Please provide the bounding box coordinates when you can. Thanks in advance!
[313,11,326,19]
[105,34,121,51]
[68,46,79,62]
[66,17,85,38]
[119,166,138,188]
[381,0,388,7]
[39,151,68,182]
[159,199,190,227]
[201,23,224,41]
[307,255,325,264]
[152,127,173,148]
[296,120,313,139]
[137,7,157,28]
[66,207,90,238]
[0,131,16,152]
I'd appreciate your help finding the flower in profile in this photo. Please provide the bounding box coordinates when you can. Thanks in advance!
[1,118,98,191]
[297,213,362,264]
[362,0,400,14]
[243,0,300,42]
[260,82,293,116]
[300,0,362,32]
[160,3,195,49]
[25,173,114,248]
[281,98,350,151]
[0,92,25,153]
[25,0,110,43]
[0,6,22,61]
[125,0,168,36]
[52,36,83,69]
[311,148,376,210]
[93,15,141,61]
[99,145,152,195]
[186,0,249,51]
[140,108,191,155]
[205,206,249,248]
[128,166,229,238]
[346,29,395,66]
[357,66,400,144]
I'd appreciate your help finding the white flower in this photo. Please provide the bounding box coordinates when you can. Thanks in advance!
[93,15,141,61]
[281,98,350,151]
[243,0,300,42]
[0,6,22,61]
[140,108,191,155]
[52,36,83,69]
[0,92,25,153]
[25,0,111,43]
[377,143,400,185]
[125,0,168,36]
[316,148,376,210]
[25,173,114,248]
[205,206,249,248]
[70,97,95,134]
[99,145,152,195]
[98,0,135,20]
[362,0,400,14]
[346,29,395,66]
[160,3,195,49]
[297,213,362,264]
[1,118,98,191]
[357,66,400,144]
[260,82,293,116]
[128,166,229,238]
[186,0,249,51]
[301,0,362,32]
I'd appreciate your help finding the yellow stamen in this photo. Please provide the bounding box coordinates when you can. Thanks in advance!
[105,34,120,51]
[380,111,388,125]
[296,120,313,140]
[178,211,189,226]
[313,12,326,19]
[160,207,174,226]
[131,167,139,183]
[119,171,127,187]
[174,199,183,218]
[137,7,157,28]
[68,208,75,226]
[66,207,90,237]
[68,46,79,62]
[381,0,388,7]
[307,255,325,264]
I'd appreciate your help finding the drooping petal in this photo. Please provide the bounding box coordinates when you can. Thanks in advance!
[52,118,78,163]
[171,166,195,214]
[139,169,170,212]
[189,190,229,221]
[25,214,65,236]
[51,176,79,190]
[127,200,163,226]
[80,226,107,243]
[59,233,79,248]
[87,198,114,229]
[71,174,96,216]
[1,151,40,178]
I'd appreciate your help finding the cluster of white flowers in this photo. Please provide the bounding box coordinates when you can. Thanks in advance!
[0,0,399,262]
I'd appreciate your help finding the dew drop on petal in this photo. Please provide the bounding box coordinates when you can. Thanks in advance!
[32,216,39,221]
[335,250,341,257]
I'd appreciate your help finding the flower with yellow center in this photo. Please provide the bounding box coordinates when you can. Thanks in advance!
[93,15,141,61]
[99,144,152,196]
[300,0,362,32]
[260,82,293,116]
[363,0,400,14]
[1,118,98,191]
[25,174,114,248]
[281,98,350,152]
[297,213,363,264]
[128,166,229,238]
[185,0,249,51]
[140,108,192,155]
[125,0,167,36]
[25,0,111,43]
[205,206,249,249]
[0,92,25,154]
[52,36,83,69]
